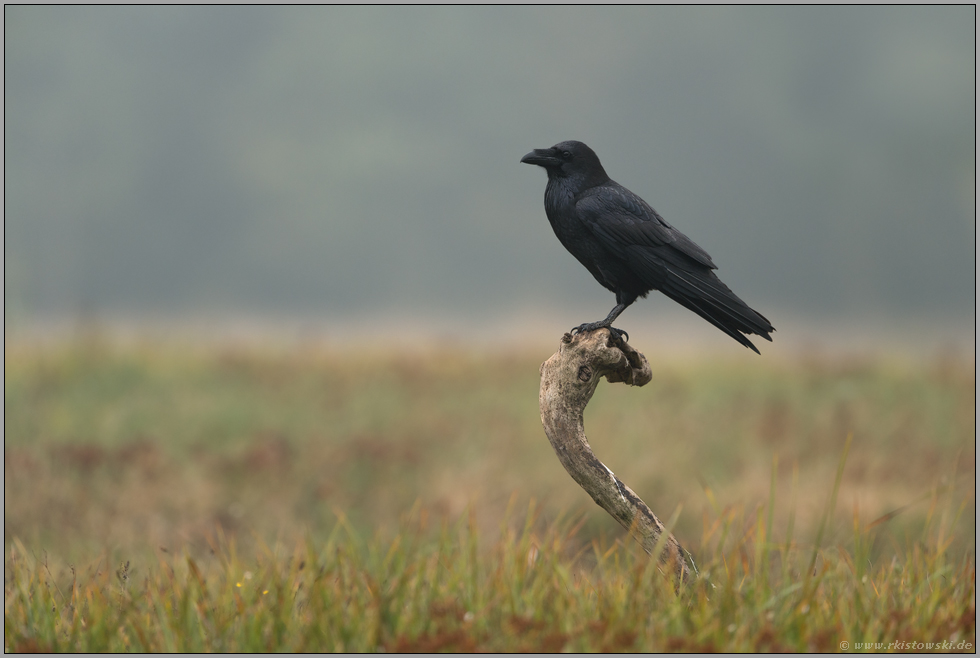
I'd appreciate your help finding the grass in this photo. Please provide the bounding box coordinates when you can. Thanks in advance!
[4,334,975,651]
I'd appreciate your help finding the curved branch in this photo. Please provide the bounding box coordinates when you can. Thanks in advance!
[539,329,697,582]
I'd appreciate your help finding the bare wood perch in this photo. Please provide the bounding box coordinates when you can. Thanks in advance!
[539,329,697,582]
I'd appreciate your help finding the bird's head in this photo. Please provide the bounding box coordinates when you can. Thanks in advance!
[521,140,609,186]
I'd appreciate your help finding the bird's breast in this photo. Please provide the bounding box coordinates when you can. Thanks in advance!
[542,179,624,291]
[543,182,588,246]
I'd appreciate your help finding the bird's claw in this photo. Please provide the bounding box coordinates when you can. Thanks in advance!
[608,327,629,342]
[570,323,629,342]
[570,322,600,335]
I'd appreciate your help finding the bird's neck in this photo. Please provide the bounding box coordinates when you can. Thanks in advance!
[544,176,578,216]
[547,166,609,190]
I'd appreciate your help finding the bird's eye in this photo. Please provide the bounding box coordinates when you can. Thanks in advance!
[562,150,572,160]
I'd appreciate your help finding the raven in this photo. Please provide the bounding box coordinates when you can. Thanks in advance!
[522,140,774,353]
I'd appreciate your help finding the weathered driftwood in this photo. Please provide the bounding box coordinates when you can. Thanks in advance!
[539,329,697,582]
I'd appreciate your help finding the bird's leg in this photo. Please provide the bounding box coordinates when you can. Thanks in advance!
[571,303,629,341]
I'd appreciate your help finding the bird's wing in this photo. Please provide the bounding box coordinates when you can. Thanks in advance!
[575,185,717,270]
[576,184,773,352]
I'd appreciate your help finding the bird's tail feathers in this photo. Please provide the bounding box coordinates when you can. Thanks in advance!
[651,263,774,353]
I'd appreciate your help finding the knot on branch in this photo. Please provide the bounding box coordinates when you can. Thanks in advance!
[542,331,653,413]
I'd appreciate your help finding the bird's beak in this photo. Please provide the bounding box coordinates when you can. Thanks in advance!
[521,148,560,167]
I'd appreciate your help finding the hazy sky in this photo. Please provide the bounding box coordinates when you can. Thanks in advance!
[5,6,976,336]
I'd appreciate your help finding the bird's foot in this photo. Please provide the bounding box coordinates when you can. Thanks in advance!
[571,322,629,342]
[608,326,629,342]
[570,320,606,335]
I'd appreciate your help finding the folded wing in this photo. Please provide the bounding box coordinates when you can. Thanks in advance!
[577,186,774,353]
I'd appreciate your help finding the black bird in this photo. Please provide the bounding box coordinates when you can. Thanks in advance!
[521,140,774,353]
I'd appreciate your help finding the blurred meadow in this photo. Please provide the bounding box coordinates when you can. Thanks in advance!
[5,334,974,559]
[4,333,975,650]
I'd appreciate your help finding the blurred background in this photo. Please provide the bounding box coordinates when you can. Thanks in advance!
[3,7,975,567]
[5,6,976,350]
